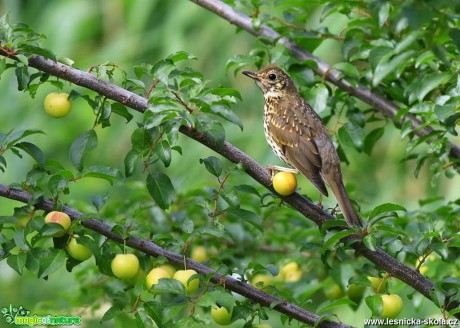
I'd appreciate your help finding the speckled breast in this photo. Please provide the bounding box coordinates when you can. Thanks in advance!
[263,108,289,164]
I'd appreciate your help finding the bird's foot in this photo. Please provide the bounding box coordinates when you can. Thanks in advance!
[316,194,323,210]
[266,165,298,178]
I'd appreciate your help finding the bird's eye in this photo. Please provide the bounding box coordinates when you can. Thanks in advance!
[268,73,277,81]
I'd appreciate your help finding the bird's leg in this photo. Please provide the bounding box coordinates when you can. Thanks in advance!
[317,193,323,210]
[266,165,298,178]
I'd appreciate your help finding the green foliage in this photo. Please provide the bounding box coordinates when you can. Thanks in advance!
[0,1,459,328]
[228,0,460,183]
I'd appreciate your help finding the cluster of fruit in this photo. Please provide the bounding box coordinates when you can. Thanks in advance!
[251,260,303,291]
[44,211,93,261]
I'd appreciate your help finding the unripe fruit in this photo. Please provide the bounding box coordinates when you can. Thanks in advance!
[158,264,176,277]
[173,269,200,294]
[111,254,140,280]
[381,294,403,318]
[211,305,232,326]
[190,245,209,262]
[280,261,302,282]
[284,270,302,282]
[251,274,274,289]
[280,261,299,275]
[324,283,343,299]
[66,235,93,261]
[44,211,71,237]
[145,267,172,294]
[44,92,72,118]
[368,276,384,293]
[272,172,297,196]
[347,283,366,302]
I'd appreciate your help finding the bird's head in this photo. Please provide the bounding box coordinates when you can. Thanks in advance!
[242,65,296,96]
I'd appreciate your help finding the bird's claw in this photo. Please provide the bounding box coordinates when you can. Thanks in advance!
[266,165,298,178]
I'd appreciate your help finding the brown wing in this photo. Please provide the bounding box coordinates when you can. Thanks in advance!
[267,98,328,196]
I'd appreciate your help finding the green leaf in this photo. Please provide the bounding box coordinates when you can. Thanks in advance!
[124,149,138,177]
[211,105,243,130]
[18,44,56,60]
[131,127,153,152]
[226,208,262,232]
[101,305,122,322]
[111,103,133,123]
[15,66,30,91]
[333,62,360,79]
[220,188,240,209]
[79,166,123,184]
[196,116,226,149]
[13,142,46,167]
[402,6,435,29]
[322,230,355,253]
[37,248,67,279]
[362,235,377,251]
[317,298,354,314]
[205,87,242,101]
[363,127,384,155]
[147,172,175,210]
[400,120,413,139]
[373,51,415,86]
[369,46,392,71]
[368,203,406,220]
[155,140,172,167]
[365,295,383,316]
[320,219,348,235]
[7,252,27,275]
[309,84,329,114]
[4,129,44,148]
[196,288,235,308]
[338,124,364,151]
[167,51,197,63]
[0,58,6,78]
[48,174,69,195]
[151,59,174,85]
[200,156,223,177]
[429,287,445,307]
[16,54,29,66]
[406,72,451,104]
[449,28,460,51]
[377,1,391,27]
[150,278,184,295]
[143,302,174,328]
[69,129,98,171]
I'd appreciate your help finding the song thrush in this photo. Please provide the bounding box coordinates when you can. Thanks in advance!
[243,65,362,227]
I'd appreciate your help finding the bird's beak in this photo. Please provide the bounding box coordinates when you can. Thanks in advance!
[242,70,260,81]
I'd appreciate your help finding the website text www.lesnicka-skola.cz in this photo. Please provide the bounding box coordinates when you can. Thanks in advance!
[364,317,459,326]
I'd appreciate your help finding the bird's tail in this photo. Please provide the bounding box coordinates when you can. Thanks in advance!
[329,178,363,227]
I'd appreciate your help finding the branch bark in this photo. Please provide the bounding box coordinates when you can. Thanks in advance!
[0,184,350,328]
[188,0,460,159]
[1,53,458,318]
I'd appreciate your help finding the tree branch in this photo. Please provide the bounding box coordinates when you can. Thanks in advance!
[0,184,350,328]
[1,53,458,318]
[188,0,460,159]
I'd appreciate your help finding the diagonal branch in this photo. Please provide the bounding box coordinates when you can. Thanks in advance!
[188,0,460,159]
[1,52,458,318]
[0,184,350,328]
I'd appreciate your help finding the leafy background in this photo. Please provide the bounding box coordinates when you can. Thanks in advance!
[0,0,459,327]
